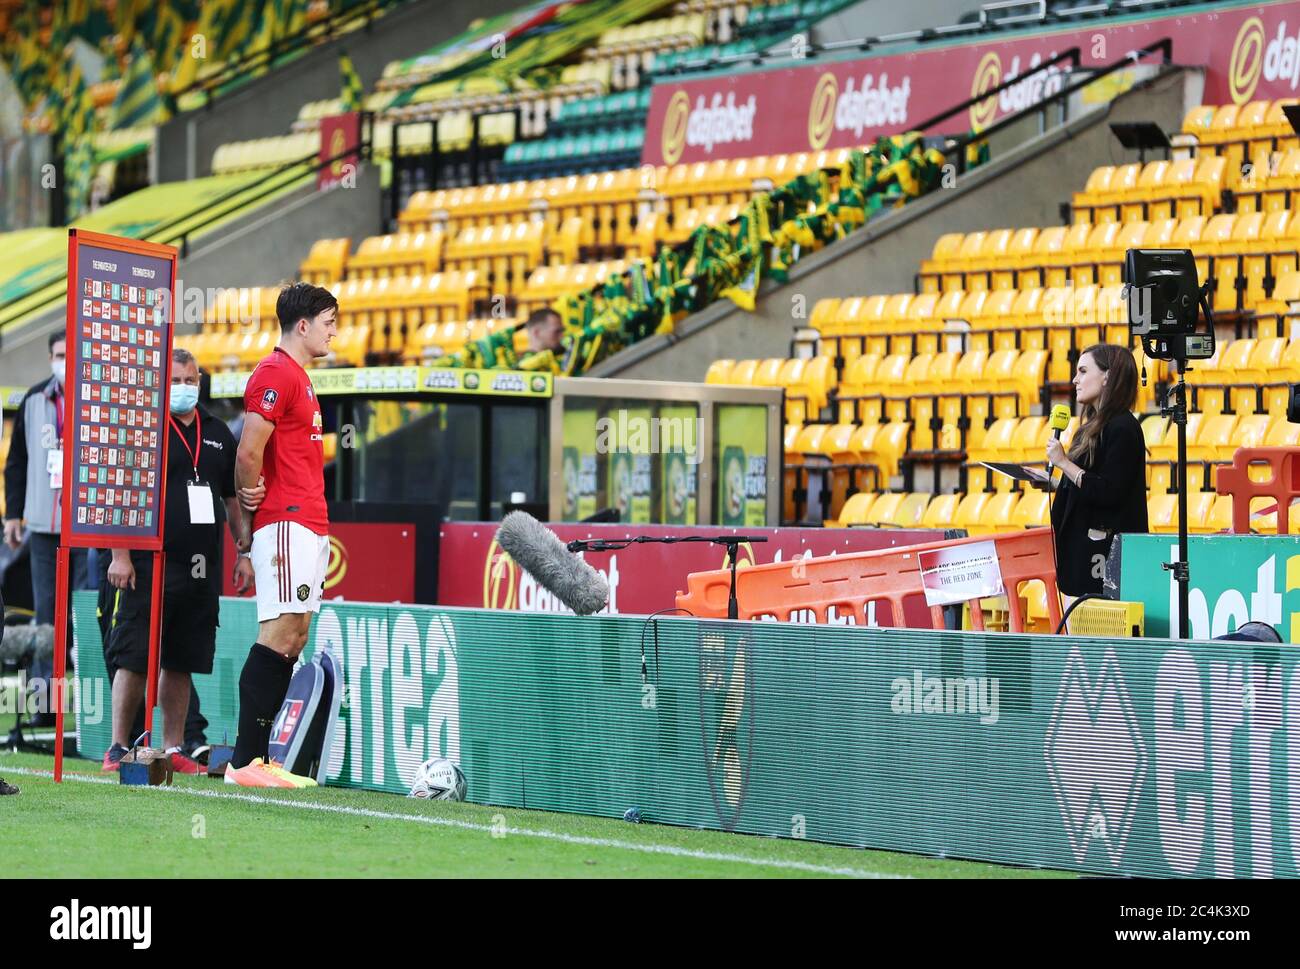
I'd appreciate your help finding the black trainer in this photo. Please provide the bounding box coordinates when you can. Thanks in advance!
[0,777,17,795]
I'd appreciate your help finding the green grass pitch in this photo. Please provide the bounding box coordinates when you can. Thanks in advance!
[0,751,1073,879]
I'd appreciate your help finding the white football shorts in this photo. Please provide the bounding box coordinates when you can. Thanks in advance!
[251,520,330,623]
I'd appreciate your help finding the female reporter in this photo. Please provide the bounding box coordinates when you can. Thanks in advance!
[1043,344,1148,599]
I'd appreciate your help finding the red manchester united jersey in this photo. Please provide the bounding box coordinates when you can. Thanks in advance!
[243,347,328,535]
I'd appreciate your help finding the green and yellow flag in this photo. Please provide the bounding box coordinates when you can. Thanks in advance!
[149,2,188,74]
[340,51,363,113]
[55,60,99,219]
[212,0,256,61]
[110,38,166,130]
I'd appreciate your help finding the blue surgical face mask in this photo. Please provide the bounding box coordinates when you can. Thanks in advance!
[169,383,199,415]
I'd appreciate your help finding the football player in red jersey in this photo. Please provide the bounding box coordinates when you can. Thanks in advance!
[225,283,337,785]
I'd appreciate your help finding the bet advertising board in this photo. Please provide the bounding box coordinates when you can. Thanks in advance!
[642,0,1300,166]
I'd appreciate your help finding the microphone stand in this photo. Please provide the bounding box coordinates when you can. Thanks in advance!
[1161,356,1191,641]
[568,535,770,620]
[1148,280,1213,641]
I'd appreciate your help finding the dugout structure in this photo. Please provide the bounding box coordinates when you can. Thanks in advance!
[208,368,780,526]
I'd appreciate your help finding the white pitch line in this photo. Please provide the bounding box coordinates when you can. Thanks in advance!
[0,765,902,879]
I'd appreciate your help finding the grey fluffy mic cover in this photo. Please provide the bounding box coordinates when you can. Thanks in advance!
[0,624,54,665]
[495,512,609,616]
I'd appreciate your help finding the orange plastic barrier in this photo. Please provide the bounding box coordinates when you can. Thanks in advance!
[676,527,1062,633]
[1215,446,1300,533]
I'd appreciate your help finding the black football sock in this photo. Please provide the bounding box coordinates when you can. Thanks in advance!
[231,643,295,768]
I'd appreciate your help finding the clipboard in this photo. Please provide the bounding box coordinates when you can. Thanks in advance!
[980,461,1049,483]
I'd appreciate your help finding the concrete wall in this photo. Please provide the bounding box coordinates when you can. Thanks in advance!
[156,0,525,183]
[588,67,1202,382]
[0,165,383,385]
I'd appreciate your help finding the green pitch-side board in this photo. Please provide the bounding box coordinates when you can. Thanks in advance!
[71,592,1299,878]
[1120,533,1300,641]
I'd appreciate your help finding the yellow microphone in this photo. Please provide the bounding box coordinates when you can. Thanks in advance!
[1047,404,1072,478]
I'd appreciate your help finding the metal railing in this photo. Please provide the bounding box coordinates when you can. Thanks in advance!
[942,37,1172,174]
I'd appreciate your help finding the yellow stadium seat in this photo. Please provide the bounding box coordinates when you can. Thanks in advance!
[348,231,444,279]
[993,228,1038,290]
[705,359,734,384]
[952,492,991,533]
[1205,494,1235,533]
[860,422,910,481]
[778,359,809,421]
[1071,166,1115,223]
[921,493,960,529]
[1121,160,1169,222]
[299,238,350,285]
[728,359,760,385]
[1181,105,1216,139]
[837,492,878,526]
[918,233,964,291]
[891,492,932,528]
[810,298,840,333]
[853,491,901,527]
[1187,413,1238,463]
[968,417,1019,492]
[1148,493,1178,533]
[329,325,371,367]
[835,352,880,422]
[753,358,784,387]
[793,356,836,420]
[972,492,1021,535]
[1008,416,1048,464]
[1024,227,1068,288]
[1012,489,1050,529]
[1231,415,1275,457]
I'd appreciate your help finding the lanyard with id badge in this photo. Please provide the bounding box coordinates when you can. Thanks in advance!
[171,412,215,525]
[48,387,63,490]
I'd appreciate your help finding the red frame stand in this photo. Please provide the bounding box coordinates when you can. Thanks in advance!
[54,228,177,782]
[53,549,164,782]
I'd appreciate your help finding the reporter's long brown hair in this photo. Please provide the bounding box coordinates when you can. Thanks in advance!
[1067,343,1139,467]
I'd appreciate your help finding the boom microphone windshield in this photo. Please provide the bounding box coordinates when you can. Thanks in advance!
[495,512,610,615]
[0,624,54,666]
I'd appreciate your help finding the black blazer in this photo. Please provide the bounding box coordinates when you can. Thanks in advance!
[1050,411,1149,596]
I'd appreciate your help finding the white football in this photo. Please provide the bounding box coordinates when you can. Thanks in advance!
[409,758,466,801]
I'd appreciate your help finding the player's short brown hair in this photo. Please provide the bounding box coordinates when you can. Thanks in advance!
[277,282,338,333]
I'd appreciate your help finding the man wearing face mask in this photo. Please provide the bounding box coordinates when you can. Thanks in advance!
[100,348,254,773]
[3,333,88,726]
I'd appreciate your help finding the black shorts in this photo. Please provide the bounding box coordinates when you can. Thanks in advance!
[104,563,219,676]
